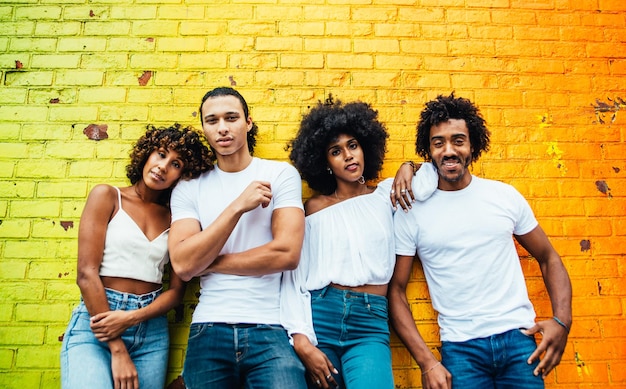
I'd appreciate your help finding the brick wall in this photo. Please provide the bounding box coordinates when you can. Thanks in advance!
[0,1,625,388]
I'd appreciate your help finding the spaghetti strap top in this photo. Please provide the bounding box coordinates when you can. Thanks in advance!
[98,187,170,283]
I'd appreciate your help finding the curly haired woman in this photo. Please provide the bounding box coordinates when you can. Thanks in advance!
[61,123,212,389]
[287,97,437,389]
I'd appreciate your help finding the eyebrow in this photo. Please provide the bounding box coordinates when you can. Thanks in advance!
[327,137,357,150]
[431,133,467,140]
[203,110,241,119]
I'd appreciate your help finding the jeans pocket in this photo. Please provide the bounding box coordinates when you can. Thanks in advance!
[310,289,325,303]
[366,301,388,320]
[517,328,536,339]
[187,323,210,341]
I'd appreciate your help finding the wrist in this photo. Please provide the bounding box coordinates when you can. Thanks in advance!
[108,338,126,353]
[402,161,419,175]
[292,333,312,350]
[552,316,571,333]
[421,361,442,376]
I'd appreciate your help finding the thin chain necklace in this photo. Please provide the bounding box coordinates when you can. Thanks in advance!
[334,185,368,201]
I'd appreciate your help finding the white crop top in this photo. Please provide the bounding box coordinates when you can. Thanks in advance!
[98,187,170,284]
[298,178,396,290]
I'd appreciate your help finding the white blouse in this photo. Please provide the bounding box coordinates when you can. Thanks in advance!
[300,178,396,290]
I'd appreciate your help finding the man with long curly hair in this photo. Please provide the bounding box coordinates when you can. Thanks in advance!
[168,87,308,389]
[389,93,572,389]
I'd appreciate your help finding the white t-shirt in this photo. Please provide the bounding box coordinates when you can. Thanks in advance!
[170,157,304,327]
[394,176,538,342]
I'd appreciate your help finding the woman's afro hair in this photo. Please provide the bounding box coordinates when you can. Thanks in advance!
[288,95,388,195]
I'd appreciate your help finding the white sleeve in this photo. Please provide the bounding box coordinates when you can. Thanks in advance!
[170,179,199,223]
[280,265,318,346]
[394,207,418,256]
[412,162,438,201]
[273,163,305,211]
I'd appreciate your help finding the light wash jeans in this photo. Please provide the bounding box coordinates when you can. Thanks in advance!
[181,322,306,389]
[441,328,545,389]
[309,285,394,389]
[60,288,169,389]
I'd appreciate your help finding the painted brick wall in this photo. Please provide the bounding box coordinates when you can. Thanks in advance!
[1,1,625,388]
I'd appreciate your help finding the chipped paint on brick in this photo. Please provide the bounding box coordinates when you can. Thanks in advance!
[593,97,625,124]
[580,239,591,252]
[595,180,613,199]
[138,71,152,86]
[575,352,590,377]
[545,142,568,176]
[83,124,109,140]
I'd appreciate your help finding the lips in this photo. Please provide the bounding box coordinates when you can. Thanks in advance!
[442,158,461,169]
[345,163,359,171]
[150,171,164,182]
[216,137,233,146]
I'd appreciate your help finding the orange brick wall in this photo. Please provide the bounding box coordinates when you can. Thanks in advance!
[0,1,625,388]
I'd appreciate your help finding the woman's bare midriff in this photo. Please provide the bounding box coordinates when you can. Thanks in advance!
[101,276,162,295]
[329,282,388,296]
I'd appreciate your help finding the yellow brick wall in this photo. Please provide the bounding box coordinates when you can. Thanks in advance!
[1,1,625,388]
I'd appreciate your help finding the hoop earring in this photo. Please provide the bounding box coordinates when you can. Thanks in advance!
[358,176,365,184]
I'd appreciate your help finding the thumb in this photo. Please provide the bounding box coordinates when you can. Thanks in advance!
[522,324,541,336]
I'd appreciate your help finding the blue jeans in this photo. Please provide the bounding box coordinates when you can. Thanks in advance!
[182,322,306,389]
[309,285,394,389]
[60,288,169,389]
[441,329,544,389]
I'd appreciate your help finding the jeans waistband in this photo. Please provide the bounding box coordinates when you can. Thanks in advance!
[312,284,387,304]
[195,322,283,329]
[98,287,162,309]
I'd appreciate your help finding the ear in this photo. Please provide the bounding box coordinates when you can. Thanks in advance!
[246,116,253,132]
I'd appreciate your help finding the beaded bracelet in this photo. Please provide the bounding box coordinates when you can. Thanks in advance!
[553,316,570,333]
[402,161,419,175]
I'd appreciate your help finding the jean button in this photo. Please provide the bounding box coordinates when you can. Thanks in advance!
[345,292,351,298]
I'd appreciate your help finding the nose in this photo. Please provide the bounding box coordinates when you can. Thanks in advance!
[218,119,229,134]
[157,158,169,172]
[442,141,456,155]
[343,148,354,161]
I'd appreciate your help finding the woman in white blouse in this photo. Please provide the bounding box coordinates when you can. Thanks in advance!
[287,97,436,389]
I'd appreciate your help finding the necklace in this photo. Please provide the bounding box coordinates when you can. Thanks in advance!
[334,186,368,201]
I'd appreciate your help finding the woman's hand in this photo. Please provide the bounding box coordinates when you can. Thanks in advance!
[293,334,338,388]
[109,339,139,389]
[391,162,420,211]
[90,310,137,342]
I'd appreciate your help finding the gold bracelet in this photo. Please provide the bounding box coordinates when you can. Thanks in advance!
[421,361,441,376]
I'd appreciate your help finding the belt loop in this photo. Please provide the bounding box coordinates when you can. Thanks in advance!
[320,285,329,298]
[364,293,370,305]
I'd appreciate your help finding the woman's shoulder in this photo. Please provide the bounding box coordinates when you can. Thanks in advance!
[87,183,119,202]
[304,194,333,216]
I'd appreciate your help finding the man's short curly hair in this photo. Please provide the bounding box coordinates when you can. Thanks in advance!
[289,96,388,195]
[126,123,213,186]
[416,92,490,162]
[199,87,258,158]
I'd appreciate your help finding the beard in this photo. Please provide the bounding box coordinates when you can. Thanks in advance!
[433,156,471,183]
